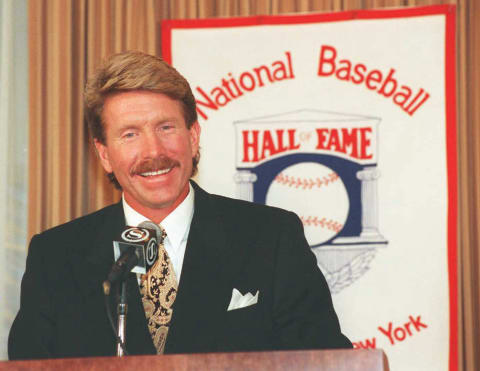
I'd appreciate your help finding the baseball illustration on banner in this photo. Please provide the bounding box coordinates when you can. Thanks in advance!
[231,109,388,294]
[266,162,349,246]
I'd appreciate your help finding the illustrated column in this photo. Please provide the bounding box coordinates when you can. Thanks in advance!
[357,167,385,241]
[234,170,257,202]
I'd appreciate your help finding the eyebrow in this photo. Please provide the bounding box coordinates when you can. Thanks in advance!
[115,118,182,132]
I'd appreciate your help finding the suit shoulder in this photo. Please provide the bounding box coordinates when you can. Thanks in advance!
[193,181,297,221]
[207,192,297,222]
[34,203,122,243]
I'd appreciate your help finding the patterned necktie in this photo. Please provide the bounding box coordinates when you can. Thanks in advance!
[140,227,178,354]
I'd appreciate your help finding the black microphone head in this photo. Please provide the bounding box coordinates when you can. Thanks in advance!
[113,225,159,275]
[105,225,160,294]
[107,246,138,283]
[138,221,164,243]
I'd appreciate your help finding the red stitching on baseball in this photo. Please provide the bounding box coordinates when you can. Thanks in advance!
[275,172,339,189]
[300,216,343,232]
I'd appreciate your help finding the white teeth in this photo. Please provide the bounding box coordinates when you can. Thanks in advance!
[140,168,171,177]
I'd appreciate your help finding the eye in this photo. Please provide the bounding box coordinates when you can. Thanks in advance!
[122,131,137,139]
[159,123,175,132]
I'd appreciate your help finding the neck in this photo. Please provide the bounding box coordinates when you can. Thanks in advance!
[124,184,190,224]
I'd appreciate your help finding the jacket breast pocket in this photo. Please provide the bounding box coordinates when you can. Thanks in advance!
[225,303,259,329]
[218,302,274,352]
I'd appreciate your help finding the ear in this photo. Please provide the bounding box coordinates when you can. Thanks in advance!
[94,139,113,173]
[189,121,201,156]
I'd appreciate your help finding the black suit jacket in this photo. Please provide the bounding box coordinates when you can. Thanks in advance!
[8,183,351,360]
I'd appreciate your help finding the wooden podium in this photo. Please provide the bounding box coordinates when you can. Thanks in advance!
[0,349,389,370]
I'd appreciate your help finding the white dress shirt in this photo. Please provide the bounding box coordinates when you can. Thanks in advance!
[122,183,195,283]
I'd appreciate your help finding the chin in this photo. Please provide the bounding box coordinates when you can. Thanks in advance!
[143,196,176,209]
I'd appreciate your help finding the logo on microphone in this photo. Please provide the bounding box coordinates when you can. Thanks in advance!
[146,238,158,266]
[121,227,150,243]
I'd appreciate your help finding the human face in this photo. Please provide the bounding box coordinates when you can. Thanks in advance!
[95,90,200,221]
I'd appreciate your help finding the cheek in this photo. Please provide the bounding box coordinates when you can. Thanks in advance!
[110,148,138,172]
[165,138,192,157]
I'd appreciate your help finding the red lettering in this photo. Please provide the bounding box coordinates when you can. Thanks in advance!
[326,129,341,152]
[253,65,274,87]
[359,128,373,159]
[353,337,377,349]
[366,69,382,90]
[239,72,255,91]
[286,51,295,79]
[315,128,329,150]
[288,129,300,150]
[195,86,218,120]
[352,63,366,84]
[404,321,413,336]
[341,128,358,158]
[394,327,406,342]
[408,92,430,116]
[378,322,395,345]
[228,73,243,98]
[242,130,259,162]
[409,315,427,331]
[272,60,288,80]
[211,86,231,106]
[336,59,351,81]
[393,85,412,107]
[378,315,428,346]
[318,45,336,76]
[316,45,430,117]
[378,69,397,97]
[221,76,240,98]
[243,129,302,163]
[275,130,288,153]
[260,131,277,160]
[314,127,373,160]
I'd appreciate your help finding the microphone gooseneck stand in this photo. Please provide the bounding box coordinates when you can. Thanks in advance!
[116,281,128,357]
[103,278,130,356]
[103,225,160,357]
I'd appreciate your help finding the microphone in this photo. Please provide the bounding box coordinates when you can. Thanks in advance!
[138,220,164,243]
[102,225,159,295]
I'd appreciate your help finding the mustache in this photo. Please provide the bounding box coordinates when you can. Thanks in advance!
[130,157,180,176]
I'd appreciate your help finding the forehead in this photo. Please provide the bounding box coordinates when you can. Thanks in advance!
[102,90,185,129]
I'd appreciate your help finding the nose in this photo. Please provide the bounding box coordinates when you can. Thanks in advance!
[141,131,165,159]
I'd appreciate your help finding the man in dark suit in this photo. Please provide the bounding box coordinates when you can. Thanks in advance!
[9,51,351,360]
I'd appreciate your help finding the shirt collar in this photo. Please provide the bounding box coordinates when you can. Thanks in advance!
[122,183,195,250]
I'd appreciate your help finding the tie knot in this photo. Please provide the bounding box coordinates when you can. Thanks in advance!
[158,225,167,243]
[138,220,166,244]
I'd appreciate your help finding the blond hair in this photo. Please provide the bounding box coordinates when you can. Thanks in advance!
[85,50,197,143]
[84,51,199,187]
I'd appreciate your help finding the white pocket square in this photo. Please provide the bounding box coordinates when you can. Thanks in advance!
[227,288,259,311]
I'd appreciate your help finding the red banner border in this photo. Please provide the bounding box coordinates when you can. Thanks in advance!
[162,5,458,370]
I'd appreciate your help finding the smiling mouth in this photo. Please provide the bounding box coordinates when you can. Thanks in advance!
[132,156,180,178]
[139,168,172,177]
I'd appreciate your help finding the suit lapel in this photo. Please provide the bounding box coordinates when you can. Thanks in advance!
[165,184,233,353]
[71,203,124,299]
[68,202,156,356]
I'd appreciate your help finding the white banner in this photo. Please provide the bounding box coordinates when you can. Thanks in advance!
[163,5,457,371]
